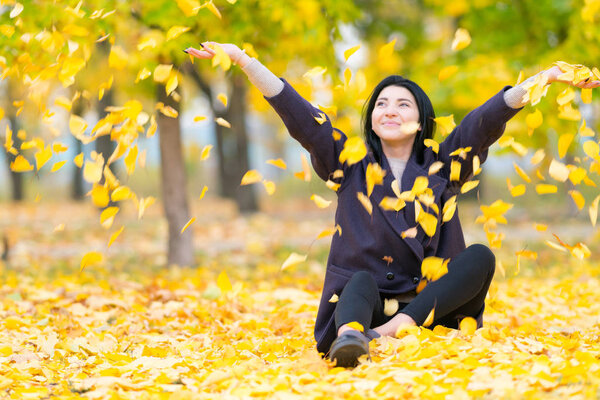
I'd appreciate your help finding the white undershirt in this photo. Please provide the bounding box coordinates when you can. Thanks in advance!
[386,157,407,187]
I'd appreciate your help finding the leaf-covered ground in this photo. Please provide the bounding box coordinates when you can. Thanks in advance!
[1,200,599,399]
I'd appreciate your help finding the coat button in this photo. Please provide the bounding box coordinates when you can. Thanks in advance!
[386,272,394,280]
[413,276,420,284]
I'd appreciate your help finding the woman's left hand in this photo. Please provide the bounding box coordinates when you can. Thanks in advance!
[544,65,600,89]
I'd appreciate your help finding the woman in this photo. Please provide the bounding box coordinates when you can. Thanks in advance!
[187,43,599,367]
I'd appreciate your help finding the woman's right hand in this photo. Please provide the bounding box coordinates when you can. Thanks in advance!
[185,42,251,68]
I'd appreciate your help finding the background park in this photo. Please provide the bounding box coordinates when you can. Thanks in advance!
[1,0,600,398]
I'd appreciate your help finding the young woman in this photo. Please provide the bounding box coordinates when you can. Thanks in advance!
[187,43,599,367]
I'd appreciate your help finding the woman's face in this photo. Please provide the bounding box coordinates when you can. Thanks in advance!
[371,85,421,144]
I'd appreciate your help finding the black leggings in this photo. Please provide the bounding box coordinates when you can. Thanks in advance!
[334,244,495,332]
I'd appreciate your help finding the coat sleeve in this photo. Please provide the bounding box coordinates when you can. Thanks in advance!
[438,86,523,188]
[265,79,347,182]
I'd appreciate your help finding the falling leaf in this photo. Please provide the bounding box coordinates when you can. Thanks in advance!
[294,153,312,182]
[339,137,367,166]
[137,196,156,219]
[434,115,456,136]
[217,270,232,292]
[583,140,599,159]
[438,65,458,81]
[581,88,592,104]
[204,1,222,19]
[10,155,33,172]
[317,225,342,239]
[378,39,396,59]
[100,207,119,229]
[526,109,543,135]
[507,178,526,197]
[180,217,196,234]
[379,197,406,212]
[343,45,361,62]
[310,194,332,209]
[217,93,228,108]
[166,73,178,96]
[384,298,399,316]
[366,163,386,196]
[451,28,471,51]
[536,184,558,194]
[166,26,190,41]
[303,66,327,79]
[356,192,373,215]
[399,121,420,136]
[568,190,585,210]
[154,64,173,83]
[343,68,352,87]
[111,186,132,202]
[345,321,364,332]
[442,195,457,223]
[176,0,200,16]
[530,149,545,165]
[513,163,531,183]
[421,257,449,281]
[108,46,128,70]
[34,146,52,170]
[402,226,418,239]
[10,3,24,18]
[90,184,109,208]
[266,159,287,169]
[215,117,231,128]
[580,119,596,137]
[199,186,208,200]
[210,43,231,70]
[50,161,67,172]
[460,180,479,194]
[314,112,327,125]
[548,159,570,182]
[136,67,151,82]
[428,161,444,175]
[241,170,262,185]
[459,317,477,336]
[107,226,124,248]
[201,145,213,161]
[328,294,339,303]
[69,115,88,137]
[80,251,103,272]
[281,252,307,271]
[450,161,461,181]
[422,306,435,328]
[590,195,600,227]
[124,146,138,176]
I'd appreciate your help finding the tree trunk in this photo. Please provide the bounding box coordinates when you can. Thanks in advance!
[96,84,117,205]
[6,115,23,202]
[215,74,258,212]
[157,84,194,266]
[71,100,85,200]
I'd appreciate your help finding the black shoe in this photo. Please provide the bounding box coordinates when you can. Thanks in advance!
[329,330,370,368]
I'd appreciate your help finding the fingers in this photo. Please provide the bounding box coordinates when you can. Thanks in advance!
[185,47,214,59]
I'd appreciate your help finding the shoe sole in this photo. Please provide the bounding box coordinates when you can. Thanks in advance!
[330,342,369,368]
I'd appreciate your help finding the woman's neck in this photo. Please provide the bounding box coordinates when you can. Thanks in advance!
[381,138,414,162]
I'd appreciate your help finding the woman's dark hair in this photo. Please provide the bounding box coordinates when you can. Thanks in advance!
[362,75,435,165]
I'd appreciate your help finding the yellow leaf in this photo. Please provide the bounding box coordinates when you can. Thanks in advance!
[557,87,575,106]
[383,298,399,316]
[281,252,307,271]
[80,251,103,272]
[217,270,232,292]
[513,162,531,183]
[210,43,231,71]
[108,45,128,70]
[10,3,24,18]
[378,39,396,60]
[262,180,276,195]
[180,217,196,234]
[310,194,332,209]
[569,190,585,210]
[583,140,599,159]
[451,28,471,51]
[548,159,570,182]
[507,178,526,197]
[421,257,448,281]
[442,196,457,222]
[69,115,88,136]
[530,149,545,165]
[424,139,439,154]
[473,155,481,176]
[345,321,364,332]
[176,0,200,16]
[166,73,178,96]
[581,88,592,104]
[199,185,208,199]
[303,66,327,79]
[10,155,33,172]
[339,136,367,166]
[204,1,222,19]
[417,209,438,237]
[536,184,558,194]
[100,206,119,229]
[450,160,461,181]
[318,104,338,118]
[50,160,67,172]
[326,180,341,191]
[154,64,173,83]
[366,163,386,196]
[460,180,479,194]
[329,294,339,303]
[194,115,207,122]
[111,186,132,202]
[108,226,124,248]
[589,195,600,227]
[90,184,109,207]
[399,121,420,136]
[166,26,190,41]
[74,152,84,168]
[317,225,342,240]
[137,196,156,219]
[314,112,327,125]
[343,45,361,62]
[459,317,477,336]
[379,197,406,212]
[428,161,444,176]
[201,145,213,161]
[296,153,312,182]
[422,306,435,328]
[241,170,262,185]
[357,192,373,215]
[34,146,52,170]
[343,68,352,87]
[580,120,596,137]
[438,65,458,81]
[402,226,418,239]
[434,115,456,136]
[124,145,138,176]
[136,67,151,83]
[266,158,287,169]
[215,117,231,128]
[217,93,228,107]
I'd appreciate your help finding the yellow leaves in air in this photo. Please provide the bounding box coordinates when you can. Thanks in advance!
[202,1,222,19]
[176,0,200,17]
[356,192,373,216]
[111,186,133,202]
[69,114,88,138]
[166,73,179,96]
[513,162,531,183]
[380,197,406,212]
[266,159,287,170]
[590,195,600,227]
[154,64,173,83]
[59,56,86,87]
[415,201,437,237]
[526,109,543,136]
[294,153,311,182]
[424,139,439,154]
[217,93,228,108]
[310,194,331,209]
[210,44,231,71]
[10,155,33,172]
[199,185,208,200]
[108,45,127,70]
[568,190,585,210]
[314,112,327,125]
[100,206,119,229]
[383,298,399,316]
[34,146,52,170]
[551,234,591,260]
[215,117,231,128]
[522,72,549,106]
[217,270,232,293]
[108,226,124,248]
[583,140,599,160]
[498,136,527,157]
[180,217,196,234]
[328,294,339,303]
[345,321,364,332]
[241,170,262,185]
[317,225,342,240]
[124,145,138,175]
[438,65,458,81]
[10,3,24,18]
[460,180,479,194]
[80,251,103,272]
[156,102,178,118]
[459,317,477,336]
[581,88,592,104]
[136,67,151,83]
[281,252,307,271]
[548,159,569,182]
[442,195,457,223]
[136,196,155,220]
[50,161,67,172]
[451,28,471,51]
[303,66,327,80]
[506,178,526,197]
[201,145,212,160]
[434,115,456,136]
[421,256,449,282]
[366,163,386,196]
[339,136,367,166]
[422,306,435,328]
[83,155,104,184]
[449,160,461,181]
[476,199,513,231]
[536,184,557,195]
[399,121,420,136]
[90,184,109,208]
[343,45,361,62]
[166,26,190,41]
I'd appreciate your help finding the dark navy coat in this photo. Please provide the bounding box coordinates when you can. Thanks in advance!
[266,79,522,354]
